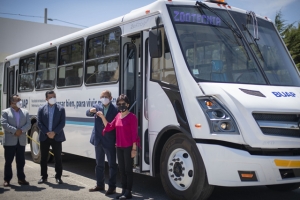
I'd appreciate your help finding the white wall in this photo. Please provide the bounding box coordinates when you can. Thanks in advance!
[0,17,82,83]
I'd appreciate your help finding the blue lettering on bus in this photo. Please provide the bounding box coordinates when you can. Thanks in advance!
[22,99,28,108]
[272,92,296,97]
[173,11,221,26]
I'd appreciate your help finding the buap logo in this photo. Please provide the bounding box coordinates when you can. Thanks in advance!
[22,99,28,108]
[272,92,296,97]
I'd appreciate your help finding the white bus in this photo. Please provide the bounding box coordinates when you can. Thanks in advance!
[2,0,300,199]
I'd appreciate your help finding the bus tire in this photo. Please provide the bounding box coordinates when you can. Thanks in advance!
[30,123,52,163]
[266,183,300,192]
[199,174,214,200]
[30,123,41,163]
[160,133,210,200]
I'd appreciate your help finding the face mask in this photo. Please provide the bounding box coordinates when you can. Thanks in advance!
[100,98,110,105]
[48,98,56,105]
[118,105,128,112]
[16,101,22,108]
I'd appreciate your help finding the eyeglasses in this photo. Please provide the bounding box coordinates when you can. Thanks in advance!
[100,96,109,98]
[117,103,126,106]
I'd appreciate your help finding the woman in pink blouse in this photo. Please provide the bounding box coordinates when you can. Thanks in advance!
[98,94,138,200]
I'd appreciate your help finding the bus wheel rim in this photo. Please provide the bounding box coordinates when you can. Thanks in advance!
[32,130,40,156]
[167,148,194,191]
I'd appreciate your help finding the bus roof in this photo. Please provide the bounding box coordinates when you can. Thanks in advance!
[4,0,270,62]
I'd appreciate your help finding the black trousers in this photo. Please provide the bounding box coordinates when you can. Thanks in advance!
[4,140,26,181]
[40,138,62,179]
[117,146,133,191]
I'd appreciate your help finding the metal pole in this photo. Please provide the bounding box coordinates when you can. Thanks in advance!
[44,8,47,24]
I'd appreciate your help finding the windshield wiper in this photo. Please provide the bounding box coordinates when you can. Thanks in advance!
[195,1,242,38]
[242,23,265,63]
[195,1,250,60]
[247,11,259,40]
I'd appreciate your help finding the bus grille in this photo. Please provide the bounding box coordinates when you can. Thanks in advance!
[253,113,300,138]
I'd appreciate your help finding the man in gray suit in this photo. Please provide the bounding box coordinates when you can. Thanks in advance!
[1,94,31,187]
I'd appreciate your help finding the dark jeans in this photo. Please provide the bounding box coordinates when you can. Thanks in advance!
[95,143,117,188]
[40,138,62,179]
[4,141,26,181]
[117,146,133,191]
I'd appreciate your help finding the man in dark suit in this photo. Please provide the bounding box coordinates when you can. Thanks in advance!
[37,90,66,184]
[1,94,31,186]
[86,90,118,195]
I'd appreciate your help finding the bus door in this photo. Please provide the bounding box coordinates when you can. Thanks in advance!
[6,65,16,108]
[120,31,150,172]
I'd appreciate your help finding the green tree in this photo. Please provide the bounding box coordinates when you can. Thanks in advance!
[284,23,300,70]
[275,11,300,71]
[275,11,294,37]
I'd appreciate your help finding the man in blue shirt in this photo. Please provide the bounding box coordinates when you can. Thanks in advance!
[86,90,118,196]
[37,90,66,184]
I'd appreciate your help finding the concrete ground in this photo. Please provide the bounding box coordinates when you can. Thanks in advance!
[0,145,299,200]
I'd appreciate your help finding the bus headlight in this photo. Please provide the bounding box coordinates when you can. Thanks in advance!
[197,97,239,134]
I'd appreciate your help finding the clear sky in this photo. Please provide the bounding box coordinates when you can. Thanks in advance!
[0,0,299,28]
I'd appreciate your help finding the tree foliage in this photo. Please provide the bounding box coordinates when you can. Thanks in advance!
[275,11,300,71]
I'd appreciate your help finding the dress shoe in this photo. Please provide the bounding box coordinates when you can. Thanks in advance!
[105,187,116,196]
[38,178,47,184]
[18,179,29,185]
[56,178,63,184]
[119,189,132,199]
[116,189,126,199]
[3,180,10,187]
[89,186,105,192]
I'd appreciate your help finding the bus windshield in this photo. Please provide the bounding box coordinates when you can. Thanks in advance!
[168,5,300,86]
[231,11,300,86]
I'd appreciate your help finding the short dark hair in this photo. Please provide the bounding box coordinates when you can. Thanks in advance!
[116,94,130,105]
[9,94,19,104]
[45,90,55,98]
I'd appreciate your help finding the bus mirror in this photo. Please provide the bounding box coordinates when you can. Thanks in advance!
[149,30,162,58]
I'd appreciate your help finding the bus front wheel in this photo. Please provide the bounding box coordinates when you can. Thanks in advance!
[160,133,213,200]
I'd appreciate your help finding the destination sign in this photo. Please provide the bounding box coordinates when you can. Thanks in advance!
[172,10,221,26]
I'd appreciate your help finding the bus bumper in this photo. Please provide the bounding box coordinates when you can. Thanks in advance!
[198,144,300,186]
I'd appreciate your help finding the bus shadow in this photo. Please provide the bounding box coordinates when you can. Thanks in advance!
[25,152,169,199]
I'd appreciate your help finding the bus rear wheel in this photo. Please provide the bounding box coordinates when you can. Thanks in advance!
[266,183,300,192]
[160,133,213,200]
[30,123,41,163]
[30,123,52,163]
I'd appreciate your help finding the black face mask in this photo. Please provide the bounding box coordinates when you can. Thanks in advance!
[118,105,128,112]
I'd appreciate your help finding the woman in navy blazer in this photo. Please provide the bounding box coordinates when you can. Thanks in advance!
[37,90,66,184]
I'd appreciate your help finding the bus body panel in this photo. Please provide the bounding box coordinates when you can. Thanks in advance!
[199,143,300,186]
[18,84,119,159]
[2,0,300,197]
[199,83,300,148]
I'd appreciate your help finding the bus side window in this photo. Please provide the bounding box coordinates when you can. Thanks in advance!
[36,49,56,90]
[150,28,177,86]
[85,28,120,85]
[19,55,35,92]
[57,40,84,87]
